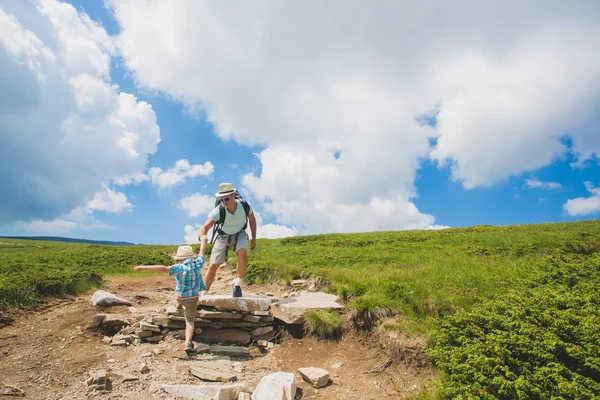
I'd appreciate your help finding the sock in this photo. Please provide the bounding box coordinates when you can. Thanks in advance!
[234,278,242,287]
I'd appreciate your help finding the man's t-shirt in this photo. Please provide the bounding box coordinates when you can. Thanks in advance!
[208,199,254,235]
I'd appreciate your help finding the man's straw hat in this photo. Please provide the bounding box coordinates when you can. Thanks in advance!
[215,182,236,197]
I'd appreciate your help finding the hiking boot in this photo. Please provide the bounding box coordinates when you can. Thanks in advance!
[232,285,242,298]
[184,341,195,356]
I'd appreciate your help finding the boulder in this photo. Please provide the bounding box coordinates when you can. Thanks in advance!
[197,295,272,312]
[209,346,250,357]
[298,367,330,388]
[271,291,344,324]
[251,372,296,400]
[99,315,129,335]
[198,329,251,346]
[162,384,249,400]
[91,290,132,307]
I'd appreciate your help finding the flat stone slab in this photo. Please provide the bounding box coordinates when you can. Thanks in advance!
[251,372,296,400]
[162,384,249,400]
[167,307,244,320]
[91,290,132,307]
[197,295,272,312]
[190,366,236,383]
[298,367,330,388]
[198,328,251,346]
[271,291,344,324]
[209,345,250,357]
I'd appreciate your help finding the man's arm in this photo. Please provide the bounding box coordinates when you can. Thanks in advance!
[198,218,216,256]
[133,265,170,273]
[248,212,257,250]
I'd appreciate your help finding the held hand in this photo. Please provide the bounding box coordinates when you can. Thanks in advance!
[134,266,143,271]
[250,239,256,250]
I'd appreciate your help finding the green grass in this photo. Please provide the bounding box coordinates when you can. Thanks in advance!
[303,309,342,339]
[2,220,599,397]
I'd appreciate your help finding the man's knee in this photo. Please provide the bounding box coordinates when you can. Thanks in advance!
[237,249,248,260]
[207,263,220,272]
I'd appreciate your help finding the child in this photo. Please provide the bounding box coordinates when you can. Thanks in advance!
[133,245,205,356]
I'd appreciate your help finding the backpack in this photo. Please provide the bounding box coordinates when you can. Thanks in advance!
[210,191,251,243]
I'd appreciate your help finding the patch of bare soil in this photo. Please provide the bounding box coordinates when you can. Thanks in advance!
[0,271,437,399]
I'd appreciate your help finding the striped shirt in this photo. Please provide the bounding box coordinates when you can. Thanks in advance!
[169,256,206,298]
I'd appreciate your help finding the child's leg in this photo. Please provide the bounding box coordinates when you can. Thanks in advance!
[179,297,199,344]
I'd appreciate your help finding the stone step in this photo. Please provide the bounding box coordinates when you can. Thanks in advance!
[197,295,273,312]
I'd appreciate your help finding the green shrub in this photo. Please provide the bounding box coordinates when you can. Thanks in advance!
[303,309,342,339]
[427,255,600,399]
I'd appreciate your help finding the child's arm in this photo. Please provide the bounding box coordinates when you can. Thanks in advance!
[133,265,170,273]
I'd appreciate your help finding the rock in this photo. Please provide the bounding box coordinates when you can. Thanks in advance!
[232,362,244,373]
[257,340,268,347]
[291,279,308,287]
[144,335,162,343]
[102,336,112,344]
[190,366,237,383]
[152,349,162,356]
[135,329,154,338]
[139,321,161,332]
[265,292,274,297]
[109,370,139,382]
[89,314,105,330]
[99,315,130,335]
[197,295,272,312]
[91,290,132,307]
[251,326,273,337]
[141,352,152,358]
[238,393,251,400]
[243,315,261,323]
[331,362,343,369]
[198,329,251,346]
[165,329,186,340]
[162,384,250,400]
[260,316,274,323]
[251,372,296,400]
[271,292,344,324]
[298,367,330,388]
[88,369,107,386]
[110,339,128,346]
[140,364,150,374]
[209,345,250,357]
[250,311,271,316]
[194,344,211,354]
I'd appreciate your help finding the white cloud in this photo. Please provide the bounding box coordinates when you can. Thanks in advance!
[179,193,215,217]
[15,218,76,234]
[148,159,214,189]
[252,211,296,239]
[85,185,133,213]
[113,172,149,186]
[108,0,600,234]
[183,224,200,244]
[525,177,562,190]
[564,182,600,216]
[0,0,160,225]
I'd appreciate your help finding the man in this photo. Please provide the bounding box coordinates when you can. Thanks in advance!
[198,183,257,297]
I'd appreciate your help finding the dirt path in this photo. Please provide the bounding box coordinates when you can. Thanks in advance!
[0,268,437,399]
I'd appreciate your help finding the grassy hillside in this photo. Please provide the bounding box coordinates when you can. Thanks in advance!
[1,220,599,398]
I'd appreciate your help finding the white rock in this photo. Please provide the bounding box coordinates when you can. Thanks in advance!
[162,384,249,400]
[271,292,344,324]
[197,295,272,312]
[298,367,330,388]
[91,290,132,307]
[251,372,295,400]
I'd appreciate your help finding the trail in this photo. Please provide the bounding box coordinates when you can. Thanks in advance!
[0,267,436,399]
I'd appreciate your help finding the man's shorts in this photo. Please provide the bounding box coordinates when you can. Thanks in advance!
[176,297,199,325]
[210,231,248,265]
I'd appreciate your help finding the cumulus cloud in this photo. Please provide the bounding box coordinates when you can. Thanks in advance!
[148,159,214,189]
[108,0,600,233]
[0,0,160,226]
[183,223,200,244]
[252,211,296,239]
[564,182,600,216]
[86,185,133,213]
[14,218,77,234]
[179,193,215,217]
[524,177,562,190]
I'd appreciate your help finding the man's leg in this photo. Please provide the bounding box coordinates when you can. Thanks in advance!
[236,248,248,279]
[203,263,220,292]
[205,235,228,292]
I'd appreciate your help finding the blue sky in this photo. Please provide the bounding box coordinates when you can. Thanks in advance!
[1,0,599,245]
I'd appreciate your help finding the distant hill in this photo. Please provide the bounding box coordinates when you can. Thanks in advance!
[0,236,135,246]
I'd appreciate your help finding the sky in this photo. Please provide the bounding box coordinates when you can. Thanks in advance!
[0,0,599,245]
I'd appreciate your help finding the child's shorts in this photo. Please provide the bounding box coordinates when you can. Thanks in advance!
[176,297,199,324]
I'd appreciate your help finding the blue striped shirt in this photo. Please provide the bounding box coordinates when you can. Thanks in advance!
[169,256,206,298]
